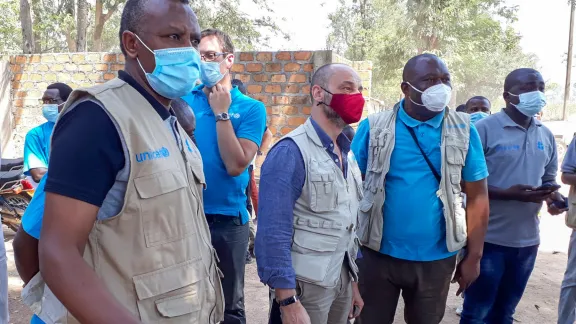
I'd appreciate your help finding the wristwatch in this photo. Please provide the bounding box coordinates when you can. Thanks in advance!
[277,295,299,307]
[215,112,230,122]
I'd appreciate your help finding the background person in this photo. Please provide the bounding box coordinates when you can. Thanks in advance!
[460,68,565,324]
[558,135,576,324]
[182,29,267,324]
[23,83,72,183]
[171,98,197,143]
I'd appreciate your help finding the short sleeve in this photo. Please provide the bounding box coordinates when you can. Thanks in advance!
[562,137,576,173]
[351,119,370,175]
[236,102,267,147]
[23,128,48,175]
[45,101,125,207]
[462,123,489,182]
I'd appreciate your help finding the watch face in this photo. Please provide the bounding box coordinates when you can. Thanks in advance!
[222,113,229,118]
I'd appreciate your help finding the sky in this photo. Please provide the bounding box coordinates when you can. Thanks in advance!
[241,0,574,86]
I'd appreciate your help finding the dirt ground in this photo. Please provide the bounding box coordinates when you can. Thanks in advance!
[3,212,573,323]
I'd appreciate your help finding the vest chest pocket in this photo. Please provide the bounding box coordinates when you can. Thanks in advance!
[134,169,196,248]
[308,161,338,212]
[445,136,469,166]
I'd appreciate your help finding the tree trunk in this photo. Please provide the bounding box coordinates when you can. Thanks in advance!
[93,0,104,51]
[19,0,34,54]
[76,0,89,52]
[65,0,76,52]
[92,0,122,51]
[30,0,42,52]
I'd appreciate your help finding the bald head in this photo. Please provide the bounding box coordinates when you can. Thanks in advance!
[402,53,447,82]
[504,68,543,92]
[310,63,362,102]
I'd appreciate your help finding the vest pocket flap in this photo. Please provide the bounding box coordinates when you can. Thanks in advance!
[309,173,335,182]
[134,169,187,199]
[359,196,374,213]
[293,230,340,252]
[133,259,206,300]
[155,291,200,318]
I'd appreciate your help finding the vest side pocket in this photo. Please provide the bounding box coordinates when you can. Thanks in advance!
[357,194,374,245]
[132,259,211,322]
[291,219,342,283]
[134,169,196,248]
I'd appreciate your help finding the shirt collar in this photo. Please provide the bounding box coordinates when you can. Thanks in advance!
[496,108,542,129]
[191,84,242,100]
[118,70,170,120]
[310,118,351,154]
[398,99,445,129]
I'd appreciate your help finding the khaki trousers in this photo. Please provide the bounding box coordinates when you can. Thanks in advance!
[270,264,352,324]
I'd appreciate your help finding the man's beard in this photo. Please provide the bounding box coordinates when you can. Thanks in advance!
[322,104,347,128]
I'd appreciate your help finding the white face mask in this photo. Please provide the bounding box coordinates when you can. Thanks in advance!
[407,82,452,112]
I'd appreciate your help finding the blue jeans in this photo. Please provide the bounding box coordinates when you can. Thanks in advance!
[460,242,538,324]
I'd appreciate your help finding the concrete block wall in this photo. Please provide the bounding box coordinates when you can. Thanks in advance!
[1,51,373,162]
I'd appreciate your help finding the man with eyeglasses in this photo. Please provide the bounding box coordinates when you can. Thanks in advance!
[182,28,267,324]
[23,83,73,183]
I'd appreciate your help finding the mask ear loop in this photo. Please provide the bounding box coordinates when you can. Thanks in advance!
[405,82,426,107]
[316,86,333,107]
[132,33,155,74]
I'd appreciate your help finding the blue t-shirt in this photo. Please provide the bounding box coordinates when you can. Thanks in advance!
[23,122,54,176]
[182,85,267,224]
[21,175,47,240]
[351,101,488,261]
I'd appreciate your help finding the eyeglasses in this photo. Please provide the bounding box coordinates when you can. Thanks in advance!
[201,52,228,62]
[38,98,62,105]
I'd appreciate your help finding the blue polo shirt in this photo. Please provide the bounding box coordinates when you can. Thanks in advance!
[182,85,267,224]
[351,100,488,261]
[23,122,54,176]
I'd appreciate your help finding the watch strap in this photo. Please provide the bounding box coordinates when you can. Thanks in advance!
[277,295,299,307]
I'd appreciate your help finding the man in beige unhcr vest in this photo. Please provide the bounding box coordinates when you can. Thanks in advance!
[36,0,224,323]
[350,54,490,324]
[256,63,366,324]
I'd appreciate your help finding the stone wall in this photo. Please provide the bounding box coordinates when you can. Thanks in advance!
[1,51,372,160]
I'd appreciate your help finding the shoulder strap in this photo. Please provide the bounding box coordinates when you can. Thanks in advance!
[404,124,441,183]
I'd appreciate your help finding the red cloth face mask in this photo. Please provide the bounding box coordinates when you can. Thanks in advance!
[319,87,365,124]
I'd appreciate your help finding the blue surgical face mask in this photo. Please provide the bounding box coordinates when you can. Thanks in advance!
[508,91,547,117]
[470,111,489,124]
[200,59,229,88]
[135,34,201,99]
[42,104,61,123]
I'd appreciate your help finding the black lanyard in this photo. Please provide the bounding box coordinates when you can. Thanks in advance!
[404,123,441,183]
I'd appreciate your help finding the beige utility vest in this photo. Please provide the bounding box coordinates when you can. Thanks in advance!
[358,103,470,253]
[283,119,362,288]
[44,78,224,323]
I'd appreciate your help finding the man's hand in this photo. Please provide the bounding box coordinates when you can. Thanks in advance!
[505,184,553,203]
[547,191,569,215]
[280,302,311,324]
[208,84,231,115]
[452,255,481,296]
[348,281,364,319]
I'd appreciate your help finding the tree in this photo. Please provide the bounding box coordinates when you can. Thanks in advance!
[93,0,123,51]
[18,0,34,53]
[327,0,537,105]
[76,0,89,51]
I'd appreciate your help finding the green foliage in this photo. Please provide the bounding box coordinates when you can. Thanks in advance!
[191,0,289,51]
[0,0,21,52]
[327,0,537,106]
[0,0,286,53]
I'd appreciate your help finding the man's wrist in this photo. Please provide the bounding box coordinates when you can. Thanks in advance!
[275,288,297,301]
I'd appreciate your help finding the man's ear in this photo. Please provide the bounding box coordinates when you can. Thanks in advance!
[311,85,324,104]
[122,31,138,59]
[400,82,410,96]
[226,53,235,69]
